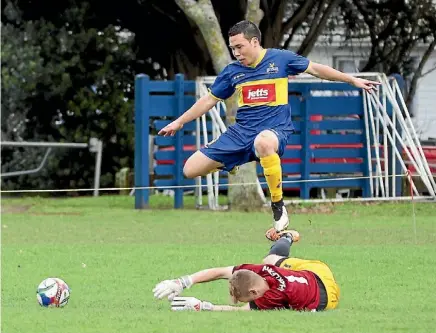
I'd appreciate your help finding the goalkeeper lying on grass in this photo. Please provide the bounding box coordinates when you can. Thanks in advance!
[153,229,340,312]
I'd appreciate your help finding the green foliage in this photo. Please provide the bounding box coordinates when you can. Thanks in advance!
[1,3,145,193]
[341,0,436,73]
[3,0,434,195]
[1,21,45,141]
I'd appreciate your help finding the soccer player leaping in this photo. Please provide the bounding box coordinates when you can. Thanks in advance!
[158,20,379,239]
[153,230,340,312]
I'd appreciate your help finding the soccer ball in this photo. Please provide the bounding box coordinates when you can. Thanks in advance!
[36,277,70,307]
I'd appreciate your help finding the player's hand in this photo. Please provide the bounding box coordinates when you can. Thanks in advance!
[351,77,380,92]
[171,296,214,311]
[153,280,183,300]
[158,120,183,136]
[153,276,193,301]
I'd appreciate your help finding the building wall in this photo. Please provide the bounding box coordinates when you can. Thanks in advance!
[413,55,436,140]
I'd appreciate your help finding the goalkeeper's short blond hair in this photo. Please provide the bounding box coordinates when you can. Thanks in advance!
[228,269,262,303]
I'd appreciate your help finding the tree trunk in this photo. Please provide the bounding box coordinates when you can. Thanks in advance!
[259,0,288,48]
[245,0,264,25]
[175,0,232,73]
[228,162,265,211]
[176,0,265,209]
[297,0,342,56]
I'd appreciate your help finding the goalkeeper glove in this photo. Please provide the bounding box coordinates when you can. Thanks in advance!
[153,276,193,300]
[171,296,214,311]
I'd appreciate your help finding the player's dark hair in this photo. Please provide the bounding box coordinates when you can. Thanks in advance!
[228,20,261,43]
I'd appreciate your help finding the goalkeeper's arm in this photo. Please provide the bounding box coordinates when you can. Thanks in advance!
[189,266,234,285]
[153,266,234,300]
[171,296,251,312]
[211,303,251,311]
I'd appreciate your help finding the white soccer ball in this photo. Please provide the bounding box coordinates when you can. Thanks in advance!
[36,277,71,308]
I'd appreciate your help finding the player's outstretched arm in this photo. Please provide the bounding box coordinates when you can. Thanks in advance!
[305,62,380,92]
[171,297,251,312]
[153,266,234,300]
[190,266,234,284]
[211,303,251,311]
[158,94,219,136]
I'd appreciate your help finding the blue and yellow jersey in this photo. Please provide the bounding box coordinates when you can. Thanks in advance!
[209,48,309,132]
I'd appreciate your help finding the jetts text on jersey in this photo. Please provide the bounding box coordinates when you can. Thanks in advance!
[241,84,276,104]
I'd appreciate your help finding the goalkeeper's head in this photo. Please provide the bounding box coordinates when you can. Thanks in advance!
[228,269,269,304]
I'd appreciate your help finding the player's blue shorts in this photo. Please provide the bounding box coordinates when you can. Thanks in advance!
[199,124,293,172]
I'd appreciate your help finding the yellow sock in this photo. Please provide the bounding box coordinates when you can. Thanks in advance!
[260,153,283,203]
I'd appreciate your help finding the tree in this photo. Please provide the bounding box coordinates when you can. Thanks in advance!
[1,21,44,143]
[2,0,342,203]
[343,0,436,108]
[7,0,343,80]
[173,0,263,209]
[1,1,161,193]
[1,19,47,183]
[173,0,344,209]
[263,0,342,54]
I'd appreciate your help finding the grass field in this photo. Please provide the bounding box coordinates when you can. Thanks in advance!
[1,195,436,333]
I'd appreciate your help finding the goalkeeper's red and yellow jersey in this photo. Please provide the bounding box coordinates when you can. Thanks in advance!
[233,264,320,311]
[209,48,309,131]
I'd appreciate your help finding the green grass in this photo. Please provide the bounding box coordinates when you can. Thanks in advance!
[2,195,436,333]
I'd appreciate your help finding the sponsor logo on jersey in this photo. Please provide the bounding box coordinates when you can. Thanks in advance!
[267,62,279,74]
[242,84,276,104]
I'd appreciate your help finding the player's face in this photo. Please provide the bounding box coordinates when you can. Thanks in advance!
[229,287,263,303]
[229,33,260,67]
[236,293,257,303]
